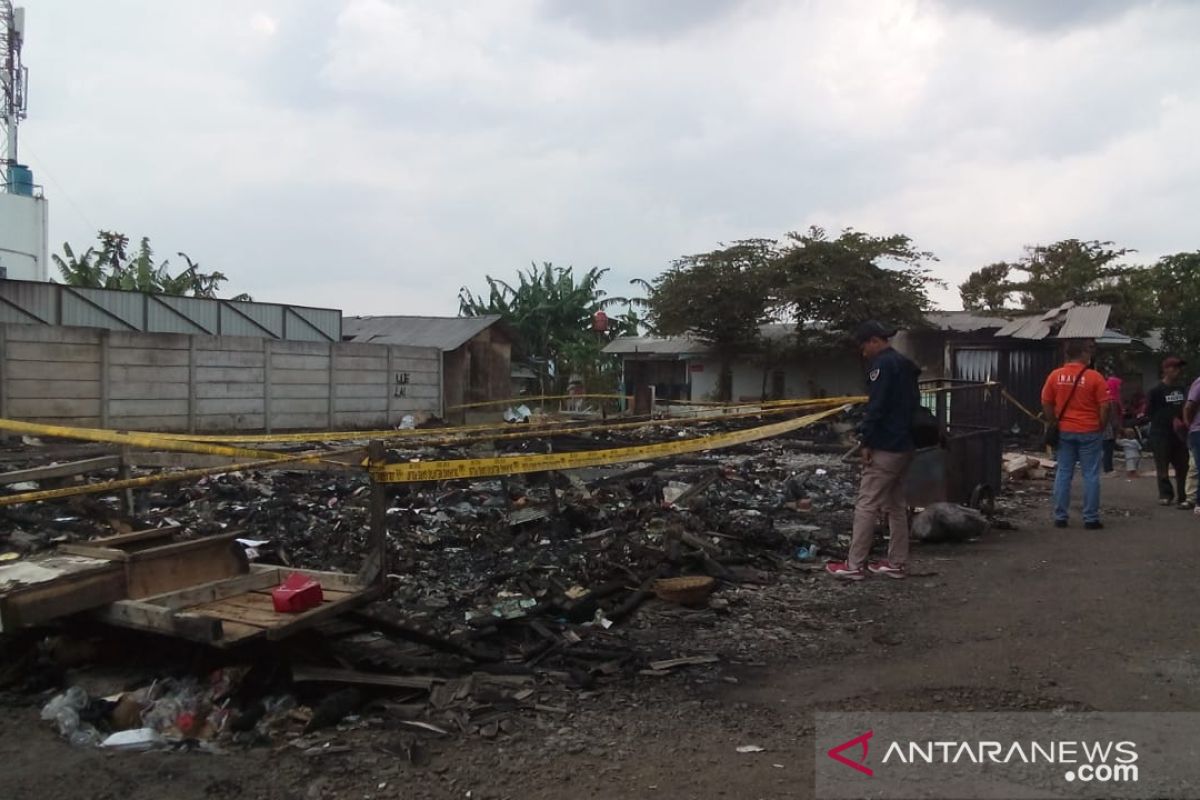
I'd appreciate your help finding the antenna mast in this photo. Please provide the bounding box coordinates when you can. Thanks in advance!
[1,0,28,177]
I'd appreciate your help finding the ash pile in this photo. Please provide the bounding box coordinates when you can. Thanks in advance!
[1,419,870,751]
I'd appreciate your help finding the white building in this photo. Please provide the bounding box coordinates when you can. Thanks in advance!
[0,187,49,281]
[603,323,865,404]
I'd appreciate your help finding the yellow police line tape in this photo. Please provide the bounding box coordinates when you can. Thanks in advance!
[0,417,310,462]
[0,447,363,508]
[446,393,627,411]
[1000,388,1044,424]
[113,395,865,446]
[409,396,863,447]
[142,416,590,445]
[0,404,853,505]
[370,404,851,484]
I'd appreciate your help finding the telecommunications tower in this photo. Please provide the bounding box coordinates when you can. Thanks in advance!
[0,0,48,281]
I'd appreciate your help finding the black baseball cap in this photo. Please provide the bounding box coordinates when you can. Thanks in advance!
[1162,355,1187,369]
[853,320,898,344]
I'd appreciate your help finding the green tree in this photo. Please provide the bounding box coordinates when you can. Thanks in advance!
[458,263,630,394]
[53,230,250,300]
[957,239,1162,334]
[1011,240,1131,310]
[1153,252,1200,365]
[959,262,1013,311]
[645,239,777,401]
[774,227,940,348]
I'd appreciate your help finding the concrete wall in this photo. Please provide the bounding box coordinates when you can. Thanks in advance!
[0,323,441,432]
[0,194,49,282]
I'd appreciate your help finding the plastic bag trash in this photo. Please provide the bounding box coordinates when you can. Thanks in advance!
[736,744,766,753]
[41,686,102,746]
[236,538,269,561]
[398,414,416,430]
[661,481,691,506]
[504,404,532,423]
[490,596,537,619]
[101,728,165,751]
[912,502,990,543]
[794,544,819,561]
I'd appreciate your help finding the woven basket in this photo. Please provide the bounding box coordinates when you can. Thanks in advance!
[653,575,716,606]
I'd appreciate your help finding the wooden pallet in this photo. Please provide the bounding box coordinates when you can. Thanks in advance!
[0,526,377,646]
[95,564,380,647]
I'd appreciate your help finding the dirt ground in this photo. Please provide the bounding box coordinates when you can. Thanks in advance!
[1,474,1197,800]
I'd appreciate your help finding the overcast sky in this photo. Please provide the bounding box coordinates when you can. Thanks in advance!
[19,0,1200,315]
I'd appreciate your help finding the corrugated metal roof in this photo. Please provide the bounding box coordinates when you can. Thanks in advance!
[343,315,504,351]
[602,335,709,357]
[1096,328,1132,345]
[925,310,1012,332]
[0,278,342,340]
[994,315,1052,339]
[993,316,1030,337]
[1055,304,1111,340]
[604,323,797,356]
[1041,301,1075,321]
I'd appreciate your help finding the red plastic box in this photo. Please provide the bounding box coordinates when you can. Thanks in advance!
[272,573,324,613]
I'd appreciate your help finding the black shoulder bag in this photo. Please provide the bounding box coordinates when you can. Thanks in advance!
[1044,367,1087,449]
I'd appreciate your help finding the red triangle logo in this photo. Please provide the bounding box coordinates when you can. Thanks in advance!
[827,730,874,777]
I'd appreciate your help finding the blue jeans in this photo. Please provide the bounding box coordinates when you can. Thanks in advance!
[1190,431,1200,507]
[1054,431,1103,523]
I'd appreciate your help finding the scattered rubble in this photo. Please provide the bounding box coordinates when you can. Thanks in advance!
[0,414,1028,765]
[1003,452,1055,482]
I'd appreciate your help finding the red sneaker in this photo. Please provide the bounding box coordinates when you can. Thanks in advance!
[867,560,906,579]
[825,561,866,581]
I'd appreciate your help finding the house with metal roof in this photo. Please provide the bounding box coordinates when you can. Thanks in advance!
[605,306,1164,425]
[604,323,866,405]
[343,315,514,420]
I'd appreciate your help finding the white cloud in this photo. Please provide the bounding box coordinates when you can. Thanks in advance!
[15,0,1200,316]
[249,12,279,37]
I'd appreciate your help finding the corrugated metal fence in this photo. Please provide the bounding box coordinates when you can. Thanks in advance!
[950,343,1058,433]
[0,279,341,342]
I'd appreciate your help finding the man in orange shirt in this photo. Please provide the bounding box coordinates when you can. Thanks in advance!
[1040,339,1111,529]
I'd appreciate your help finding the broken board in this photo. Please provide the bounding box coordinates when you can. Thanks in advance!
[57,529,248,599]
[0,555,126,632]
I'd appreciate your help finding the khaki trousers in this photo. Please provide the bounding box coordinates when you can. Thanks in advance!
[848,449,914,570]
[1188,449,1198,501]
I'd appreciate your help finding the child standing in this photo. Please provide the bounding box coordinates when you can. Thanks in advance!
[1117,429,1142,479]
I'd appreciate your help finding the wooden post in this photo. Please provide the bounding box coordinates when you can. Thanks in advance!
[548,469,561,533]
[365,440,388,587]
[118,446,135,516]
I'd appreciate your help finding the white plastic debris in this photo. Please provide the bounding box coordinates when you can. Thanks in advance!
[737,744,766,753]
[101,728,166,751]
[503,405,533,423]
[398,414,416,430]
[661,481,691,506]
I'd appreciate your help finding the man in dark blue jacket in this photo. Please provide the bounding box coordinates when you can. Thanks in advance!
[827,321,921,581]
